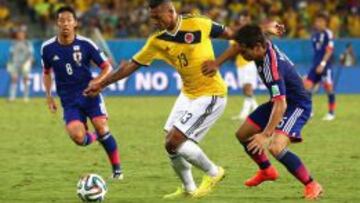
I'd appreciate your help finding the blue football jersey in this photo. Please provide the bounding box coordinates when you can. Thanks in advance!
[311,29,334,67]
[41,35,109,106]
[254,41,311,106]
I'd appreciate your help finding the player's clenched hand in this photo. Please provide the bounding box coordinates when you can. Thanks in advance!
[247,133,269,155]
[202,60,219,77]
[46,96,57,113]
[83,81,102,97]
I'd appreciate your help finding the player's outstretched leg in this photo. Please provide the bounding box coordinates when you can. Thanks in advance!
[164,128,224,199]
[269,134,323,200]
[178,141,225,198]
[92,118,123,180]
[98,132,122,179]
[164,153,196,199]
[164,129,196,199]
[236,119,279,187]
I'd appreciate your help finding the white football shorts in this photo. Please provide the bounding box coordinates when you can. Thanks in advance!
[164,92,227,142]
[236,61,258,88]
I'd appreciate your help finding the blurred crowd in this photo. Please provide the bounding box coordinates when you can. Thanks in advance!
[0,0,359,39]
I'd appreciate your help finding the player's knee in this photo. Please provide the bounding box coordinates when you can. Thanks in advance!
[243,84,253,96]
[164,129,186,154]
[92,119,109,136]
[70,132,85,146]
[323,83,333,93]
[11,77,18,83]
[303,83,310,90]
[235,131,247,142]
[66,125,86,146]
[244,90,253,97]
[95,126,108,137]
[303,80,313,90]
[165,140,178,154]
[268,141,287,157]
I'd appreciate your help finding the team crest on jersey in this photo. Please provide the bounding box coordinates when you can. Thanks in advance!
[72,45,82,65]
[73,52,82,65]
[73,45,80,51]
[184,33,195,44]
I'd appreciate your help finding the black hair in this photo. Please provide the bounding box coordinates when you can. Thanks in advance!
[235,24,266,48]
[239,10,250,17]
[149,0,171,9]
[315,12,329,21]
[56,6,77,20]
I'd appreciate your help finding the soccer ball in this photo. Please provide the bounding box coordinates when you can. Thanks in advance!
[77,174,107,202]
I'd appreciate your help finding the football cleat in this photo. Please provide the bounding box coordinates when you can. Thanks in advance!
[192,166,225,198]
[163,187,195,199]
[304,181,323,200]
[245,166,279,187]
[111,170,124,180]
[322,113,335,121]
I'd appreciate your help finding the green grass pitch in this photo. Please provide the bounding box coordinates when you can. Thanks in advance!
[0,95,359,203]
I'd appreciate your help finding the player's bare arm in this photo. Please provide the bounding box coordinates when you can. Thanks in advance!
[88,62,113,87]
[218,26,235,39]
[248,98,287,154]
[316,48,333,74]
[102,61,140,87]
[43,72,57,113]
[202,22,285,77]
[84,60,140,97]
[219,21,285,40]
[202,43,240,77]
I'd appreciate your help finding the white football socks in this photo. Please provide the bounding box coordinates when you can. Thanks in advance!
[239,97,252,118]
[23,82,30,101]
[169,154,196,192]
[9,83,17,101]
[239,96,258,118]
[24,84,30,101]
[250,97,258,110]
[177,140,219,177]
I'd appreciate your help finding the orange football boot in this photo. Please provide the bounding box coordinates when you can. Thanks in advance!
[245,166,279,187]
[304,181,323,200]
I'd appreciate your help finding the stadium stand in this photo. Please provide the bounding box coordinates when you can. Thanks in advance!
[0,0,359,38]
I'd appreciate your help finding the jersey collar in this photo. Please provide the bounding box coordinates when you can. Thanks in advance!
[56,35,77,46]
[165,15,182,37]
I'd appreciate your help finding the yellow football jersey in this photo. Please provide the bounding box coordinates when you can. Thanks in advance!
[229,40,252,68]
[133,15,227,99]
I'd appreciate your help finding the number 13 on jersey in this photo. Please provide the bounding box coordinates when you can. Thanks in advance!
[177,53,188,68]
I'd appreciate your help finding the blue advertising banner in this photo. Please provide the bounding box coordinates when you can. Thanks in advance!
[0,65,359,98]
[0,39,359,97]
